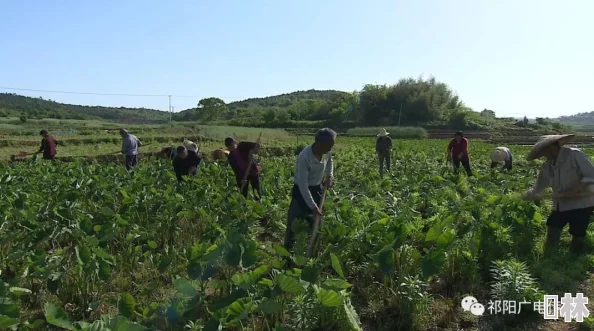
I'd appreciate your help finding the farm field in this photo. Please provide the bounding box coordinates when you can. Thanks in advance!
[2,137,594,330]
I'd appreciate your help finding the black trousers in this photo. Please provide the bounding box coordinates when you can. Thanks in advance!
[236,175,261,199]
[284,184,323,251]
[453,158,472,175]
[125,155,138,170]
[491,156,513,170]
[547,207,594,238]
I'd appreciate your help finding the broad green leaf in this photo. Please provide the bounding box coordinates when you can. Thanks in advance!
[9,287,31,296]
[97,260,111,281]
[424,225,441,242]
[273,244,290,257]
[300,266,319,283]
[0,315,19,329]
[322,279,352,290]
[103,316,149,331]
[330,253,344,278]
[44,302,74,330]
[117,293,136,318]
[276,274,305,294]
[259,299,282,314]
[533,211,543,222]
[147,241,158,249]
[174,278,197,297]
[226,298,255,323]
[486,195,501,205]
[436,230,455,248]
[377,246,394,274]
[317,288,343,307]
[75,245,91,266]
[421,250,446,279]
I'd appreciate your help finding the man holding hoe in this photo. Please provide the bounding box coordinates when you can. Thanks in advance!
[34,129,59,161]
[447,131,472,176]
[523,134,594,254]
[376,128,392,177]
[225,137,262,200]
[120,129,142,170]
[284,128,335,252]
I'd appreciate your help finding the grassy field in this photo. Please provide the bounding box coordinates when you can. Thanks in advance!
[2,136,594,330]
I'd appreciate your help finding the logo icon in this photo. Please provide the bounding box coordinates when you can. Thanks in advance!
[461,296,484,316]
[461,296,478,311]
[470,302,485,316]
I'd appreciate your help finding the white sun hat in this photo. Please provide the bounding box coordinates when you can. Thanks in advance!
[490,147,508,163]
[527,134,575,161]
[377,128,390,137]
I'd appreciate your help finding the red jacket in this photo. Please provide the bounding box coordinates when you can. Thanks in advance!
[39,135,58,159]
[448,138,469,161]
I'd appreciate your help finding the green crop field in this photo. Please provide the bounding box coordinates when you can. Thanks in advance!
[2,137,594,331]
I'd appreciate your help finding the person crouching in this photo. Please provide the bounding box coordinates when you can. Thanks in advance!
[173,146,202,182]
[490,147,513,171]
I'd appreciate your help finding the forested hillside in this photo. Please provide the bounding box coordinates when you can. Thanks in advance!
[557,111,594,130]
[0,93,169,123]
[0,76,576,132]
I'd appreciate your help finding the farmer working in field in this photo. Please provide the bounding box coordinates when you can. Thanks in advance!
[34,129,59,160]
[173,145,202,182]
[120,129,142,170]
[181,137,198,152]
[523,134,594,254]
[490,146,513,171]
[447,131,472,176]
[376,128,392,178]
[284,128,335,251]
[225,137,262,200]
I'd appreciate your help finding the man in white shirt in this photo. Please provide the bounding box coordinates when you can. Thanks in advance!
[284,128,335,251]
[490,146,512,171]
[523,134,594,254]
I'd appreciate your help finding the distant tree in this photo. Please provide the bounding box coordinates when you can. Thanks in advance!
[19,115,27,123]
[523,116,529,126]
[536,117,547,125]
[480,109,496,117]
[197,97,227,121]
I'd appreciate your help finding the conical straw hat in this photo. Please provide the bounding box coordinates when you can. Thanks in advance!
[527,134,575,161]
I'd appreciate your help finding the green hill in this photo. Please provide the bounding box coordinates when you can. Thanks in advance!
[0,93,169,123]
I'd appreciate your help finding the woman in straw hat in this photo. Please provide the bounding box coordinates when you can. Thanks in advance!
[490,146,513,171]
[523,134,594,254]
[376,128,393,178]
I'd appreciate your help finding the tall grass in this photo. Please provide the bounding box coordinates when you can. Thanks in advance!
[346,126,427,139]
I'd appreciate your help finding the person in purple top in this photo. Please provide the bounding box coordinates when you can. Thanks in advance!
[225,137,262,201]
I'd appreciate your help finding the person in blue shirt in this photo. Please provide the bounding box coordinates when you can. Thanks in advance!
[119,129,142,170]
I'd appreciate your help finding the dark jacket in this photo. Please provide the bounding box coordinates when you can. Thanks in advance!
[376,136,392,153]
[39,136,59,159]
[173,150,201,182]
[228,142,260,178]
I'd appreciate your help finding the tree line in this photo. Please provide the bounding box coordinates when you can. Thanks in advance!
[0,76,575,131]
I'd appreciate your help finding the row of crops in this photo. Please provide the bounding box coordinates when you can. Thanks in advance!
[0,138,591,330]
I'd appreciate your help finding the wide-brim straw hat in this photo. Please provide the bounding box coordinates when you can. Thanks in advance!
[377,128,390,137]
[527,134,575,161]
[490,148,507,163]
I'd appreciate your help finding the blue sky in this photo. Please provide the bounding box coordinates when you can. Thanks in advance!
[1,0,592,118]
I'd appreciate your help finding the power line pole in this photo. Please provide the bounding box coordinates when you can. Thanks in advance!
[398,102,403,126]
[168,95,172,122]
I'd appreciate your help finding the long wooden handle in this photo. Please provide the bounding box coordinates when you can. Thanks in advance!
[307,186,328,258]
